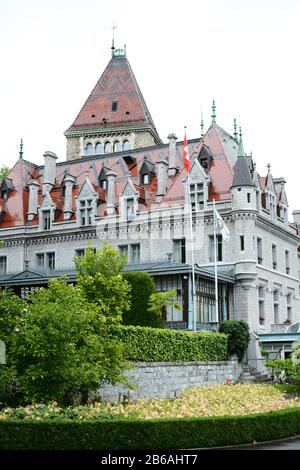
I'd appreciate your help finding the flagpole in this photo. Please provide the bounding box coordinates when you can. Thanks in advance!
[185,127,197,332]
[213,199,219,324]
[187,172,197,332]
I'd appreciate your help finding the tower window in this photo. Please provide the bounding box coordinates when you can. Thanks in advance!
[95,142,103,154]
[111,101,118,112]
[240,235,245,251]
[104,141,112,153]
[123,140,130,151]
[113,141,121,152]
[142,174,149,185]
[247,193,251,203]
[85,143,93,155]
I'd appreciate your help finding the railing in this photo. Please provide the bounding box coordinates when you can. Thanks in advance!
[271,323,287,333]
[166,321,219,332]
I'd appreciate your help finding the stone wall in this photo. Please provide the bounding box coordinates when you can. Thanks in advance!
[96,360,242,402]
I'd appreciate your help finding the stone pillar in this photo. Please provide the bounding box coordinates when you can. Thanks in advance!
[63,175,75,220]
[156,159,168,199]
[43,151,57,195]
[167,133,178,176]
[106,171,117,215]
[27,180,39,221]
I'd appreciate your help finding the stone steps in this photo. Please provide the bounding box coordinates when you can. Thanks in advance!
[238,365,272,384]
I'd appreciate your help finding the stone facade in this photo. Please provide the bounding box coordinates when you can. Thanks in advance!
[95,361,242,402]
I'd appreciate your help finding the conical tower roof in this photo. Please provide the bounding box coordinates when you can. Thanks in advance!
[66,53,161,143]
[231,136,254,188]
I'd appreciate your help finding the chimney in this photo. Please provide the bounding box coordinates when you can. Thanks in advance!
[156,159,168,198]
[106,170,117,215]
[27,180,39,221]
[63,174,75,220]
[43,151,57,194]
[167,133,178,176]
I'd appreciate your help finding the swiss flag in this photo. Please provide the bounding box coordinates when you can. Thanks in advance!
[183,131,191,172]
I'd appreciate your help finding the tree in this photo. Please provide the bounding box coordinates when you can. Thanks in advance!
[147,290,182,328]
[0,166,10,183]
[7,279,127,404]
[219,320,250,363]
[75,243,131,323]
[122,272,162,327]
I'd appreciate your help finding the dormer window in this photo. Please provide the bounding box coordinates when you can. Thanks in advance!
[95,142,103,154]
[42,210,51,230]
[142,174,149,185]
[100,179,107,191]
[1,190,8,201]
[79,199,93,226]
[126,198,135,219]
[111,101,118,112]
[85,143,93,155]
[190,183,204,211]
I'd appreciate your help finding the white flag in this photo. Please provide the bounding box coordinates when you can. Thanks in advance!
[214,209,230,242]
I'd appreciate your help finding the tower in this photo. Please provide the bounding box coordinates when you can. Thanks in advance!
[64,47,162,160]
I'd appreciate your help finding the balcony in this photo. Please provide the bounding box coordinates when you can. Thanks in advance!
[271,323,287,333]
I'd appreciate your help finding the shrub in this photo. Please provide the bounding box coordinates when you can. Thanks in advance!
[109,325,227,362]
[1,407,300,449]
[219,320,250,362]
[122,272,162,327]
[4,279,128,405]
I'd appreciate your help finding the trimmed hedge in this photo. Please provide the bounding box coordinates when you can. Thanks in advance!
[1,407,300,449]
[122,272,162,327]
[110,325,227,362]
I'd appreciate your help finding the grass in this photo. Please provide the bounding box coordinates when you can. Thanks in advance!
[0,383,299,421]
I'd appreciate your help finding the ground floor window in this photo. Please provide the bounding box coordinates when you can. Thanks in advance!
[154,275,183,322]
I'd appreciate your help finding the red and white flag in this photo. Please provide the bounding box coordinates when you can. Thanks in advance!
[183,131,191,173]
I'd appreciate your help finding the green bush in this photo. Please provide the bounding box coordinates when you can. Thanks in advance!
[219,320,250,362]
[1,407,300,449]
[122,272,162,327]
[109,325,227,362]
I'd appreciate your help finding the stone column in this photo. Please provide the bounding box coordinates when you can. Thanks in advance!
[106,170,117,215]
[43,151,57,195]
[63,174,75,220]
[156,159,168,199]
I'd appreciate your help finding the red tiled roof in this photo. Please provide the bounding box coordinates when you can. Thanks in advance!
[67,56,160,142]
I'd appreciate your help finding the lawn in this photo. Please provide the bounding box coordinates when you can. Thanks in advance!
[0,383,299,421]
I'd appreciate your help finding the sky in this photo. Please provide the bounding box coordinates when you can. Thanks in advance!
[1,0,300,213]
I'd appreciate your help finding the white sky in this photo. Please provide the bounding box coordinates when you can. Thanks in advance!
[1,0,300,213]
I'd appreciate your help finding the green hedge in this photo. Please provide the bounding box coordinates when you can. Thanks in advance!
[1,407,300,449]
[109,325,227,362]
[122,272,162,327]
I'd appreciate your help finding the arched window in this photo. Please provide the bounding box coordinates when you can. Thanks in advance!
[123,140,130,151]
[104,141,112,153]
[95,142,103,154]
[113,141,121,152]
[85,143,93,155]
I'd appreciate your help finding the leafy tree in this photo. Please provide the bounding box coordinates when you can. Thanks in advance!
[147,290,182,328]
[0,289,25,406]
[122,272,162,327]
[75,243,131,323]
[219,320,250,363]
[5,279,127,404]
[0,166,10,183]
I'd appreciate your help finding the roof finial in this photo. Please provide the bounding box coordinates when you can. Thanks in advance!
[238,129,245,157]
[211,100,216,123]
[111,22,117,57]
[239,125,242,139]
[201,105,204,137]
[19,138,23,160]
[267,163,271,173]
[233,118,238,141]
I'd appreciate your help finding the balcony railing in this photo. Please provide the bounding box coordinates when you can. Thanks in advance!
[271,323,287,333]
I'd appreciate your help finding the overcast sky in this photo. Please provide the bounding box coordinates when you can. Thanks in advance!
[1,0,300,213]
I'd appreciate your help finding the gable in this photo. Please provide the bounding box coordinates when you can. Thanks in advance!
[78,178,98,199]
[40,192,55,210]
